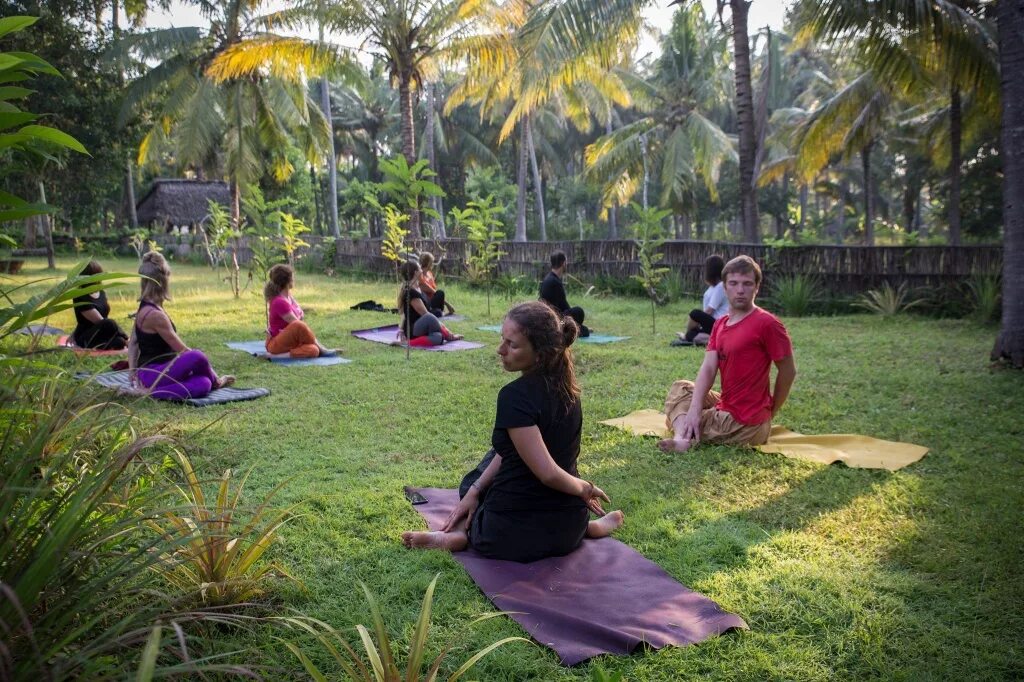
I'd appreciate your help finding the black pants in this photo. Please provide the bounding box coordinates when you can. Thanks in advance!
[73,319,128,349]
[428,289,447,317]
[685,309,715,342]
[566,306,590,337]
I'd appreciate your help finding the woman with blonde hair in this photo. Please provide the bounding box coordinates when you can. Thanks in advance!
[402,301,623,561]
[264,264,336,358]
[127,252,233,400]
[397,260,462,346]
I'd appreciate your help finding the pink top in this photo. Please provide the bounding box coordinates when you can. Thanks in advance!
[267,294,303,337]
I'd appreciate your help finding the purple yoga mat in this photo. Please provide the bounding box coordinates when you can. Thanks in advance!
[350,325,484,351]
[409,487,747,665]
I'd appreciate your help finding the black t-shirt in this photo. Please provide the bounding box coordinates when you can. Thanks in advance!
[401,288,431,335]
[487,372,584,512]
[539,271,570,312]
[73,290,109,330]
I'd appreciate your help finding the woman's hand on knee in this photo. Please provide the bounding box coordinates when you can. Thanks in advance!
[579,480,610,516]
[442,488,479,532]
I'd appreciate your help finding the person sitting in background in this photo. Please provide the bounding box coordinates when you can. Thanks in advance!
[71,260,129,349]
[128,252,234,400]
[264,264,337,358]
[397,260,463,347]
[539,250,590,337]
[418,252,456,317]
[401,301,623,561]
[672,254,728,347]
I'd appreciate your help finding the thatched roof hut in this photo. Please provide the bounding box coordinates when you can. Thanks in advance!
[135,179,231,231]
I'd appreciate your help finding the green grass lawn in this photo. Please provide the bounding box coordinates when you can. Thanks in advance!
[9,257,1023,680]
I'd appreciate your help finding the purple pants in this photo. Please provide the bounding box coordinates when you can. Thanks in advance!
[138,350,218,401]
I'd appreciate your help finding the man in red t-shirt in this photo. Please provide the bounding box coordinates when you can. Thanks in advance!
[658,255,796,453]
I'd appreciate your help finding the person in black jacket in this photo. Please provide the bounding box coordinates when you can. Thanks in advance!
[539,250,590,337]
[71,260,128,349]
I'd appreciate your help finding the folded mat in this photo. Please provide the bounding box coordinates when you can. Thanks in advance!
[77,370,270,406]
[224,340,351,365]
[57,335,128,357]
[477,325,629,344]
[598,409,929,471]
[408,487,746,666]
[351,325,484,351]
[15,324,64,335]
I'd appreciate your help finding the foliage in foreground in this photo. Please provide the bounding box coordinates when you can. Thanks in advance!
[280,574,529,681]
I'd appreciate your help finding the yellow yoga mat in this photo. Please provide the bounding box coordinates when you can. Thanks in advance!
[598,410,929,471]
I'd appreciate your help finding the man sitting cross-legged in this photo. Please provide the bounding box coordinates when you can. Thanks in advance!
[658,255,797,453]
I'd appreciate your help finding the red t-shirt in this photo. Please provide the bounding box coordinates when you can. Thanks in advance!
[267,295,303,337]
[707,307,793,425]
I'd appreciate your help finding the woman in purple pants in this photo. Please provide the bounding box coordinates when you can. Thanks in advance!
[127,252,234,401]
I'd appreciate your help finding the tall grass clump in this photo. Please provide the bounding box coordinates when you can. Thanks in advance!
[966,273,1001,324]
[770,274,821,316]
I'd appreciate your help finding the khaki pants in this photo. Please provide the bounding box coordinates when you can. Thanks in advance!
[266,320,320,358]
[664,380,771,445]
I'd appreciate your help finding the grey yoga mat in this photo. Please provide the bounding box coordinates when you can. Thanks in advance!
[225,341,351,365]
[407,487,747,666]
[78,370,270,406]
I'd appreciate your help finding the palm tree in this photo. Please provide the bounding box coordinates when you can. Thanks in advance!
[118,0,333,228]
[585,5,736,228]
[993,0,1024,367]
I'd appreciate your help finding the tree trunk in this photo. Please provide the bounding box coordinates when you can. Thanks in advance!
[833,181,847,244]
[526,116,546,241]
[640,132,649,209]
[515,122,528,241]
[799,183,808,230]
[426,83,446,238]
[775,174,789,239]
[862,144,874,245]
[320,78,341,240]
[948,84,962,245]
[398,73,421,237]
[126,159,138,229]
[992,0,1024,367]
[731,0,760,242]
[38,182,55,269]
[903,165,920,234]
[606,117,618,238]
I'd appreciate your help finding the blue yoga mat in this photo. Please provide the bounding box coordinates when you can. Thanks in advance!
[476,325,629,344]
[225,341,351,365]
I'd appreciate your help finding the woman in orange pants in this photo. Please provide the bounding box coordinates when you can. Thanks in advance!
[264,264,337,358]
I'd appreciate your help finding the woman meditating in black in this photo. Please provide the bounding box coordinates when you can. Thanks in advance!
[71,260,128,349]
[401,300,623,562]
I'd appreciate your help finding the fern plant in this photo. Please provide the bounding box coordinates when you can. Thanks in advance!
[279,574,528,681]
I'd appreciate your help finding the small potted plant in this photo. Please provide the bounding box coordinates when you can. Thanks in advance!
[0,234,24,274]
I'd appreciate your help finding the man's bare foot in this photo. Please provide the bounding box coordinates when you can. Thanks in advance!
[657,436,693,453]
[214,375,235,390]
[401,530,466,551]
[587,510,625,538]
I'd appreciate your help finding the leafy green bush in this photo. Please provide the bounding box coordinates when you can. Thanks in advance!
[770,274,821,317]
[853,281,924,317]
[966,273,1001,324]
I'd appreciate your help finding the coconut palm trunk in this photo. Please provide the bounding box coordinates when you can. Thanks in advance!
[949,84,962,245]
[515,122,528,241]
[526,117,546,241]
[730,0,760,242]
[398,72,421,237]
[320,78,341,240]
[992,0,1024,367]
[862,143,874,245]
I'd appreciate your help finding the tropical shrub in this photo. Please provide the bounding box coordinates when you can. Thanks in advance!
[770,274,821,317]
[854,281,924,317]
[455,195,506,316]
[629,203,671,333]
[966,273,1001,324]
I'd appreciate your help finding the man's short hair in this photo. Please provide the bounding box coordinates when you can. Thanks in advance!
[722,255,762,287]
[550,251,567,269]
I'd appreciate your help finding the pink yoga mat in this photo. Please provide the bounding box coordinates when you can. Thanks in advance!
[409,487,747,665]
[351,325,484,351]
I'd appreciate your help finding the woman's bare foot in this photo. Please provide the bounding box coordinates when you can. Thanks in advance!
[214,375,235,390]
[587,510,625,538]
[401,530,467,552]
[657,436,693,453]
